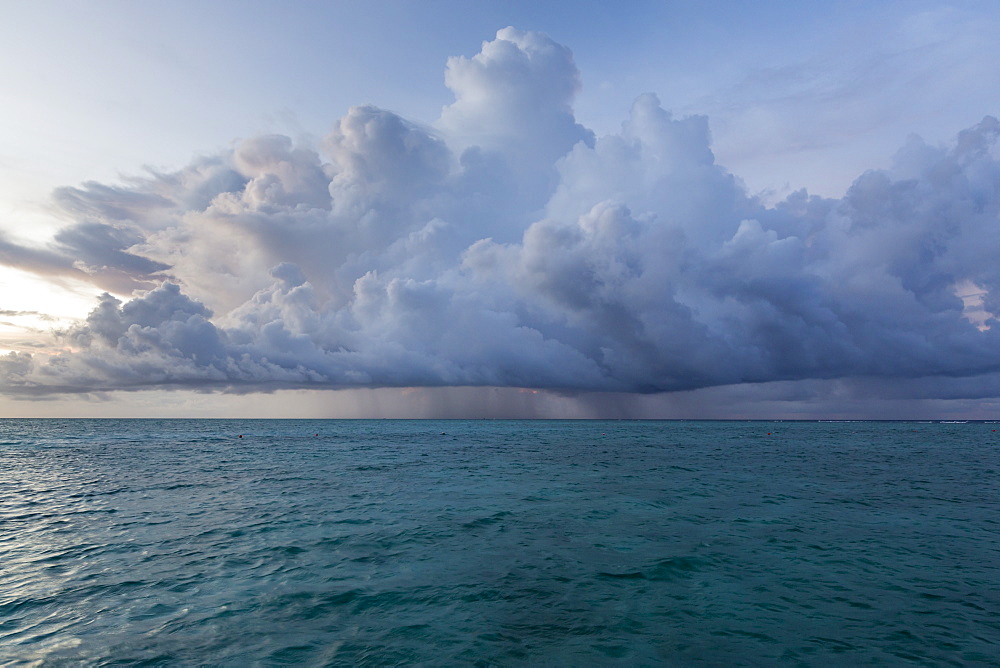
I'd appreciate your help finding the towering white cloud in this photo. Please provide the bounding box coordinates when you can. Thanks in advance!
[2,28,999,403]
[439,27,595,215]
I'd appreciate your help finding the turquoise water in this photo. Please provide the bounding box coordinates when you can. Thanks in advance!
[0,419,997,665]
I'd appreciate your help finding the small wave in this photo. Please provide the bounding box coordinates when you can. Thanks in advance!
[597,556,708,582]
[461,511,512,529]
[598,570,646,580]
[647,556,708,580]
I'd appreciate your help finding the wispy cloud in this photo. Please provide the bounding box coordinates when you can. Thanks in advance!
[0,310,57,321]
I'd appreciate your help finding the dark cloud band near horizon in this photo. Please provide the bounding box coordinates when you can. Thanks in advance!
[2,27,999,402]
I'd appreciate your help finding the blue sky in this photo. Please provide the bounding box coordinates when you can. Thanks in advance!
[2,1,999,417]
[6,0,995,200]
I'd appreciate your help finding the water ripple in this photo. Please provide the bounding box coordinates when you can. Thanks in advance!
[0,419,997,664]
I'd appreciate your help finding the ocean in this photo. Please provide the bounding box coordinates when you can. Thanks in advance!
[0,419,997,666]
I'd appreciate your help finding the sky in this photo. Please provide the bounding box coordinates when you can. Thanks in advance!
[2,0,1000,418]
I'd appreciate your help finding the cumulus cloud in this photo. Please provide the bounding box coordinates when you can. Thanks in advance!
[2,27,1000,403]
[439,26,594,209]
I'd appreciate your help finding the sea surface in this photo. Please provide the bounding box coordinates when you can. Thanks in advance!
[0,419,997,666]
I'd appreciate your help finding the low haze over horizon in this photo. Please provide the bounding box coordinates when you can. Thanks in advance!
[2,0,1000,418]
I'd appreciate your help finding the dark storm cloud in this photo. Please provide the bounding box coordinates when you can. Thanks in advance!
[2,28,999,402]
